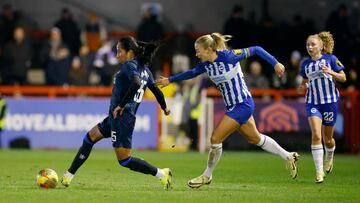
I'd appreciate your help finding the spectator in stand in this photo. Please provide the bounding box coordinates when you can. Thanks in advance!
[223,5,250,48]
[273,50,302,89]
[245,61,269,88]
[81,14,107,84]
[40,27,71,86]
[346,69,359,90]
[0,4,19,50]
[78,44,92,85]
[137,6,164,43]
[0,4,19,81]
[69,56,87,86]
[55,7,81,56]
[93,40,118,86]
[2,26,31,85]
[346,54,360,90]
[82,13,107,55]
[326,4,351,63]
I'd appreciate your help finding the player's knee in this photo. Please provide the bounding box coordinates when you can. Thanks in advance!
[88,126,103,143]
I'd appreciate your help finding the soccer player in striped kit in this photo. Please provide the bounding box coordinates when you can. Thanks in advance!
[156,33,299,188]
[299,31,346,183]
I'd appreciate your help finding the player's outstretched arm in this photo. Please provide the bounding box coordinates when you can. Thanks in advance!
[156,65,206,87]
[155,76,170,88]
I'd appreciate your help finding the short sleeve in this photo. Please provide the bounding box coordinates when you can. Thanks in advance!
[300,61,308,79]
[232,48,248,62]
[123,62,140,81]
[330,55,345,73]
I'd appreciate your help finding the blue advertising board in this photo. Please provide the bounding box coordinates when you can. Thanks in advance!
[1,98,158,149]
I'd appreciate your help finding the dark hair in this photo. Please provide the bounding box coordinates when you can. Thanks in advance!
[119,36,160,66]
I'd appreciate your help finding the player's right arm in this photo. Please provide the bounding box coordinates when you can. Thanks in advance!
[155,64,206,88]
[298,59,309,93]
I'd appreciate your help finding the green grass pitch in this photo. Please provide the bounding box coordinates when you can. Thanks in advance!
[0,149,359,203]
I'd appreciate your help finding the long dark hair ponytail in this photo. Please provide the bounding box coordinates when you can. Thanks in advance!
[119,36,160,66]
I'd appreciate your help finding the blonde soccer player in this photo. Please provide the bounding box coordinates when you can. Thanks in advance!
[156,33,299,188]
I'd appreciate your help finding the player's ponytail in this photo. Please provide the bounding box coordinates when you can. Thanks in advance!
[318,31,334,54]
[119,36,160,66]
[136,41,160,66]
[195,33,232,51]
[210,33,232,50]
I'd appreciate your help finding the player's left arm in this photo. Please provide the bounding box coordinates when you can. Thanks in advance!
[233,46,285,77]
[148,83,170,115]
[322,56,346,83]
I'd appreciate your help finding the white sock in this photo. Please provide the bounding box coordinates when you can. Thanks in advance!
[65,171,74,178]
[155,168,165,179]
[257,134,290,160]
[311,144,324,172]
[325,145,335,161]
[203,143,223,177]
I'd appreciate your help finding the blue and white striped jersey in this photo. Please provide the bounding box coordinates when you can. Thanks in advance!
[300,54,345,104]
[169,46,278,108]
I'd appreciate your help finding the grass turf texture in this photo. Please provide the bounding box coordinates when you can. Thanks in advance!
[0,149,359,203]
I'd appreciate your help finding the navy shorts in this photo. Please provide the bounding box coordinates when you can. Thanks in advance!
[305,102,338,126]
[97,113,136,148]
[225,97,254,125]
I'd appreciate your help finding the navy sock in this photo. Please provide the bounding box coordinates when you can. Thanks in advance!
[68,133,95,174]
[119,157,157,176]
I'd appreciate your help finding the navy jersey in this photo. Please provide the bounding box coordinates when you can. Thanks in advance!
[169,46,278,108]
[300,54,345,104]
[110,60,155,115]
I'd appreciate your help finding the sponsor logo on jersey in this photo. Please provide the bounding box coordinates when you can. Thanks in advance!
[336,60,344,67]
[233,49,243,56]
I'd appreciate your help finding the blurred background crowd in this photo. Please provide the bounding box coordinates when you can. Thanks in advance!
[0,0,359,90]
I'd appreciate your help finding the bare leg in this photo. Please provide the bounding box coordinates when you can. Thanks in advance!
[238,116,290,160]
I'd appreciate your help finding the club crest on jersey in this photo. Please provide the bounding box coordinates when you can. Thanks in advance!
[218,63,225,72]
[233,49,243,56]
[311,108,317,113]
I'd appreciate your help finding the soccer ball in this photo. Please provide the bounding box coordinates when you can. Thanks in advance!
[36,168,58,188]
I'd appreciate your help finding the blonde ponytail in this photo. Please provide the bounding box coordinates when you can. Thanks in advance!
[318,31,334,54]
[195,33,232,51]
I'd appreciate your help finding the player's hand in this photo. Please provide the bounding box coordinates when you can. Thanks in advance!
[113,106,124,119]
[163,107,171,116]
[155,76,170,88]
[321,65,333,76]
[274,63,285,77]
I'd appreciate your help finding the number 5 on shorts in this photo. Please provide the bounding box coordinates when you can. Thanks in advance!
[111,131,116,142]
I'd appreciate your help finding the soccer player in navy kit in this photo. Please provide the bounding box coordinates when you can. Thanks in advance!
[61,36,172,190]
[156,33,299,188]
[299,31,346,183]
